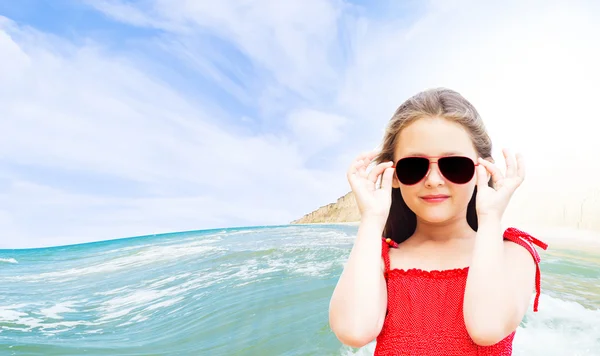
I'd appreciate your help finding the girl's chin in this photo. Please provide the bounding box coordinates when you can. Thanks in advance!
[414,207,458,224]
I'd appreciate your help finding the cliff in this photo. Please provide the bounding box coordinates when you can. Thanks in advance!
[290,191,360,224]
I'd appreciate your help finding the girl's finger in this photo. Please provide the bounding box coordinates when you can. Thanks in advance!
[367,161,394,183]
[380,166,395,194]
[476,162,488,188]
[358,151,379,175]
[478,158,503,185]
[503,148,517,178]
[358,161,368,176]
[353,150,379,166]
[347,159,365,179]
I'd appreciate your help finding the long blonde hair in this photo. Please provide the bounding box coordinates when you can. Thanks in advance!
[374,88,494,243]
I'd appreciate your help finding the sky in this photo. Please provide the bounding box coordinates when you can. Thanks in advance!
[1,0,600,249]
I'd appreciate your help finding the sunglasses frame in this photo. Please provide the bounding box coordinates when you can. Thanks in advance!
[392,155,479,185]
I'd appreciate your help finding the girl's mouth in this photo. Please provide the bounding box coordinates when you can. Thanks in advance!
[420,195,449,203]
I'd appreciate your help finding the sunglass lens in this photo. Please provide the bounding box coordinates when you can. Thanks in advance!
[438,156,475,184]
[396,157,430,185]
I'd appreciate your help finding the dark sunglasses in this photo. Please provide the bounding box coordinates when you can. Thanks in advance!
[393,156,478,185]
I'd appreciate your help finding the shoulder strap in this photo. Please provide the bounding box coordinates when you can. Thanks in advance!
[381,237,398,278]
[503,227,549,312]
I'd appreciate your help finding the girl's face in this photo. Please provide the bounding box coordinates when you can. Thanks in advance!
[392,116,479,225]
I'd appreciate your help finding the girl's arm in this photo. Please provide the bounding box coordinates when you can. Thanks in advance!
[329,216,388,348]
[463,216,536,346]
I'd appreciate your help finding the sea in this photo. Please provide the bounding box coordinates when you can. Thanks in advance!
[1,224,599,356]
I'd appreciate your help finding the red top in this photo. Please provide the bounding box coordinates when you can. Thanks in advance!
[375,227,548,356]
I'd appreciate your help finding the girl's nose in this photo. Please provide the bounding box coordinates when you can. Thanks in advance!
[424,164,444,187]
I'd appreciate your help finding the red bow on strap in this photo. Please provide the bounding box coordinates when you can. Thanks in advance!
[505,227,549,251]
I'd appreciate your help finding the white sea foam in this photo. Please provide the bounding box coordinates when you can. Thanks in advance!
[144,297,184,312]
[95,278,197,324]
[286,228,354,244]
[97,289,165,322]
[95,286,133,297]
[1,289,172,333]
[223,229,262,236]
[208,229,352,280]
[512,294,600,355]
[39,301,77,320]
[144,273,192,289]
[0,257,18,264]
[0,304,92,334]
[0,306,28,322]
[83,328,103,334]
[293,261,338,277]
[0,299,106,335]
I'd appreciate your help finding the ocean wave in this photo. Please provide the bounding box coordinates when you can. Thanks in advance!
[2,225,598,355]
[5,242,225,283]
[0,257,18,264]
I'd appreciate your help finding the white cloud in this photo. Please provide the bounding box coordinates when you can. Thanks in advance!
[2,0,600,248]
[0,17,343,248]
[286,109,347,156]
[86,0,345,103]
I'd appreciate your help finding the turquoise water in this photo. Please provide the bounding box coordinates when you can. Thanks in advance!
[1,224,599,355]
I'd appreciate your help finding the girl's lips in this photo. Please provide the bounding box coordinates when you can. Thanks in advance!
[420,195,449,203]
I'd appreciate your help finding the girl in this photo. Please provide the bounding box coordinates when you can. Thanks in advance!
[329,88,548,355]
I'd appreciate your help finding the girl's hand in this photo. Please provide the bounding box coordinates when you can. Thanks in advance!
[346,151,395,223]
[475,148,525,220]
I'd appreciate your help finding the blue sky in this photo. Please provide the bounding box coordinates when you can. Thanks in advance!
[2,0,600,248]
